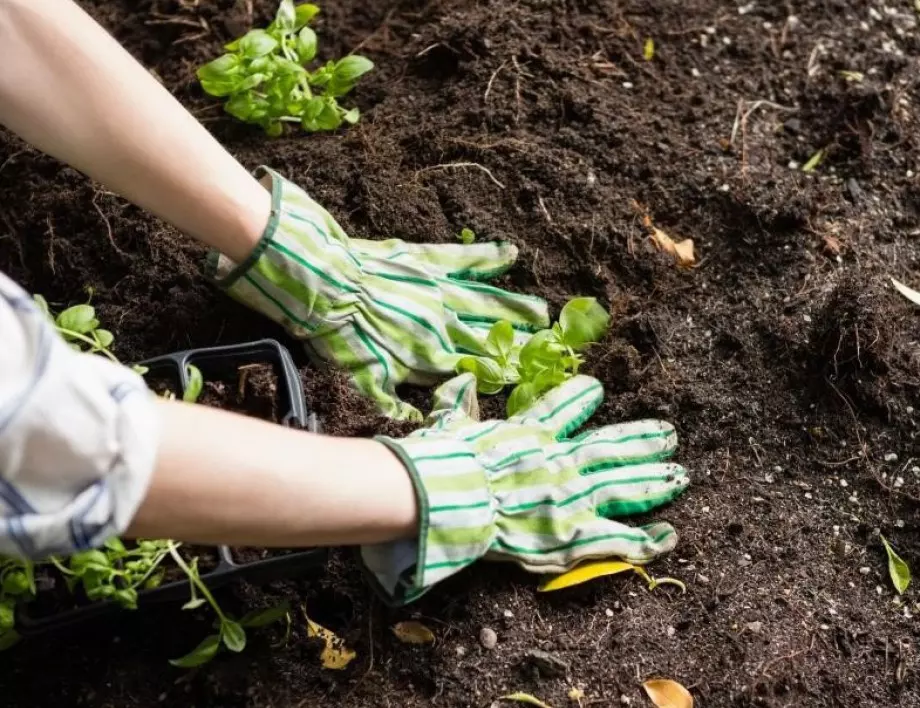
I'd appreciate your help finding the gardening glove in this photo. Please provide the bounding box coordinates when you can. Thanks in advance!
[208,167,549,421]
[360,373,689,604]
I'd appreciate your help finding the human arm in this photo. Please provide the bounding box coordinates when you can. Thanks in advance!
[0,0,268,263]
[129,399,417,547]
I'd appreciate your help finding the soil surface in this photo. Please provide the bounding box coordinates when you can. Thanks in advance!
[2,0,919,706]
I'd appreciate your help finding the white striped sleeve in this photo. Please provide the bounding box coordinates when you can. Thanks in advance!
[0,271,159,558]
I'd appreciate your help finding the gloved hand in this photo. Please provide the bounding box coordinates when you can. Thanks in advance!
[360,373,690,604]
[209,167,549,420]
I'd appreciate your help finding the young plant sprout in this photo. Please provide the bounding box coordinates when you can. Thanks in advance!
[197,0,374,136]
[456,297,611,415]
[0,296,288,667]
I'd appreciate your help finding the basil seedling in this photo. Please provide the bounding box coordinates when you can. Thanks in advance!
[197,1,373,136]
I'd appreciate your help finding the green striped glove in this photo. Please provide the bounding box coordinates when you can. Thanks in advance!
[361,373,690,604]
[208,167,549,420]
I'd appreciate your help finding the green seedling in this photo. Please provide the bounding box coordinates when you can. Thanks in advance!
[197,0,373,136]
[456,297,610,415]
[459,227,476,245]
[21,296,283,668]
[0,556,36,650]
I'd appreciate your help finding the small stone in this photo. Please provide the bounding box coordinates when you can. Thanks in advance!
[586,171,596,187]
[746,621,764,634]
[876,585,884,596]
[804,492,813,500]
[764,473,775,483]
[702,506,710,513]
[620,696,632,706]
[884,453,898,462]
[605,608,614,617]
[502,609,514,619]
[456,645,467,657]
[840,479,848,487]
[906,406,914,415]
[622,81,634,89]
[666,626,676,638]
[894,477,904,488]
[691,68,701,77]
[479,627,498,650]
[698,574,710,584]
[803,314,812,323]
[788,160,801,170]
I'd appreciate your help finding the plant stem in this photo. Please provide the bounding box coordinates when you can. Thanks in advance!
[167,543,226,622]
[54,328,120,364]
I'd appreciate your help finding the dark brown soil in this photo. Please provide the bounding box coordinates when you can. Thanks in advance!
[2,0,919,706]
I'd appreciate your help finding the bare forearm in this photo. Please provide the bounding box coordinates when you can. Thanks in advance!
[0,0,268,262]
[127,399,419,547]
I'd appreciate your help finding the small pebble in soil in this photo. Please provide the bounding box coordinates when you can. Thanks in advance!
[746,621,764,634]
[456,645,467,657]
[620,696,632,705]
[502,609,514,619]
[666,626,676,638]
[894,477,904,488]
[479,627,498,650]
[605,608,614,617]
[840,479,849,487]
[884,453,898,462]
[622,81,633,89]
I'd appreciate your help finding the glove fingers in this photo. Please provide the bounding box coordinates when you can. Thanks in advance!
[560,420,679,473]
[353,238,519,280]
[498,518,679,573]
[583,462,689,518]
[439,278,550,332]
[508,375,603,439]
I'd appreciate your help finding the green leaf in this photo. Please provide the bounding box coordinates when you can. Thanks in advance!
[519,329,564,376]
[183,365,204,403]
[170,634,220,668]
[294,3,320,29]
[102,537,125,553]
[239,601,290,628]
[313,99,344,131]
[507,382,538,416]
[221,620,247,652]
[2,571,29,596]
[263,121,284,137]
[459,227,476,245]
[93,329,114,349]
[182,597,207,611]
[456,356,506,395]
[239,30,279,59]
[297,26,318,62]
[880,535,911,594]
[273,0,297,31]
[486,320,515,360]
[197,54,241,81]
[333,55,374,84]
[0,603,15,632]
[558,297,609,350]
[113,588,138,609]
[57,305,98,335]
[342,107,361,125]
[69,549,110,570]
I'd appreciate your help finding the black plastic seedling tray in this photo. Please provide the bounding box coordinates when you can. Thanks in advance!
[17,339,327,636]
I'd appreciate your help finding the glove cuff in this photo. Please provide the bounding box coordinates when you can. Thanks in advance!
[359,434,494,605]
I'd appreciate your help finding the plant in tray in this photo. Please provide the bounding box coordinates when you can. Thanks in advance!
[0,295,289,667]
[456,297,611,415]
[197,0,373,136]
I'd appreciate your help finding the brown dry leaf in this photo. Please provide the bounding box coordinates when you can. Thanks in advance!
[632,202,696,268]
[392,620,436,645]
[642,679,694,708]
[647,220,696,267]
[498,692,554,708]
[305,611,356,670]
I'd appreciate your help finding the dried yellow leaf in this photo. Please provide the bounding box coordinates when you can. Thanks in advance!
[538,560,636,592]
[306,616,356,670]
[642,679,693,708]
[392,620,436,644]
[643,38,655,61]
[649,226,696,268]
[499,692,554,708]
